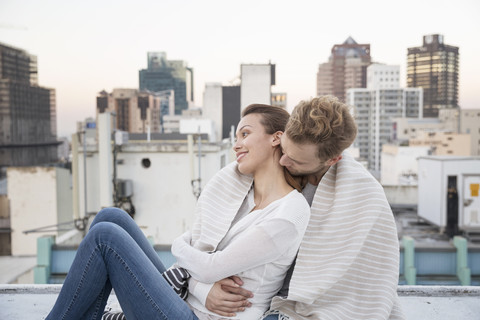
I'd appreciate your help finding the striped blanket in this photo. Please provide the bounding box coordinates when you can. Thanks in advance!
[270,152,405,319]
[191,153,404,319]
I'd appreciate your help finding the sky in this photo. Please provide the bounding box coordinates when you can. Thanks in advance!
[1,0,479,138]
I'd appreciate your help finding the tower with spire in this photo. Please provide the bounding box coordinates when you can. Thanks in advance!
[316,36,371,101]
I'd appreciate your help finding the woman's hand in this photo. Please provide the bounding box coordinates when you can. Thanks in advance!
[205,276,253,317]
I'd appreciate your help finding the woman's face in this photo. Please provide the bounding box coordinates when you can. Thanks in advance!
[233,113,276,175]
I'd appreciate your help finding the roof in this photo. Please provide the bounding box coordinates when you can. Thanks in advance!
[1,285,479,319]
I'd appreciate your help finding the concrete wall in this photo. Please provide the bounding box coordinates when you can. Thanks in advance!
[75,142,233,245]
[381,144,430,186]
[8,167,72,256]
[383,185,418,205]
[460,108,480,156]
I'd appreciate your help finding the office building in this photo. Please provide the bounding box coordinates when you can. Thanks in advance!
[407,34,459,117]
[347,64,422,174]
[240,63,276,111]
[409,131,471,156]
[393,108,459,142]
[96,88,174,134]
[317,37,371,101]
[0,43,58,169]
[203,63,276,141]
[139,52,193,115]
[367,64,400,89]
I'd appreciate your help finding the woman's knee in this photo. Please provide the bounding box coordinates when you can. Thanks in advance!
[87,221,127,246]
[91,207,130,228]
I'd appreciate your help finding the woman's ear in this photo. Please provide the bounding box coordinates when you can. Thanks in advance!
[272,131,283,146]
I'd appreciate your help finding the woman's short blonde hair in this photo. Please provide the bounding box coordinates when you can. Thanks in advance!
[285,95,357,160]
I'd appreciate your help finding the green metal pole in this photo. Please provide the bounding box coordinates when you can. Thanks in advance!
[453,236,471,286]
[402,236,416,285]
[33,236,55,284]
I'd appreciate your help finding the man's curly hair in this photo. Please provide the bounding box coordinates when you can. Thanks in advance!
[285,95,357,160]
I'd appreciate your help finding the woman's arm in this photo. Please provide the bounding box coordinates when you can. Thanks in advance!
[172,218,299,283]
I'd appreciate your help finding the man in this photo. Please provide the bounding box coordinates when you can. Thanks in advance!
[195,96,405,319]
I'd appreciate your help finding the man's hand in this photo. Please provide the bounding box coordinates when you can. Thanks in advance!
[205,276,253,317]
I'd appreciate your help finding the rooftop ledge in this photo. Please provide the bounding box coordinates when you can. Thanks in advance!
[1,285,479,319]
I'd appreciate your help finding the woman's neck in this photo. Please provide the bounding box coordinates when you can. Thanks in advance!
[252,156,293,210]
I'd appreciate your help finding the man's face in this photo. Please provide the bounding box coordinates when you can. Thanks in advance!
[279,134,330,176]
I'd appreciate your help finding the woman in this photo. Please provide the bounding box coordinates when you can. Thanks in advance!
[46,104,310,320]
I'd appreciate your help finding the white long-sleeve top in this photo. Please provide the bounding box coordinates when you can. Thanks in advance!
[171,188,310,320]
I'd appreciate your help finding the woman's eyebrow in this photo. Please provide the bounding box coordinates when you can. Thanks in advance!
[238,124,252,132]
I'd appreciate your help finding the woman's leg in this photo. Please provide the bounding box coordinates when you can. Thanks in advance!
[90,207,166,273]
[47,221,196,320]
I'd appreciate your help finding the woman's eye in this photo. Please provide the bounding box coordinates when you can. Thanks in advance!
[242,132,248,137]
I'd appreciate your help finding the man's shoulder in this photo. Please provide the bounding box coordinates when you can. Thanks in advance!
[336,152,376,181]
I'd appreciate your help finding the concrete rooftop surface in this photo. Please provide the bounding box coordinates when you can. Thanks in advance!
[0,256,36,284]
[1,285,479,319]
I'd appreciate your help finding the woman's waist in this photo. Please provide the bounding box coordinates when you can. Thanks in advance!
[190,297,268,320]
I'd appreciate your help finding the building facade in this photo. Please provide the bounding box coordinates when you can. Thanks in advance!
[271,92,287,109]
[393,108,459,142]
[0,43,58,170]
[381,144,430,186]
[203,63,277,141]
[139,52,193,115]
[348,87,422,174]
[317,37,371,102]
[367,64,401,89]
[240,63,275,111]
[96,89,175,134]
[410,131,471,156]
[348,63,423,174]
[407,34,459,117]
[460,108,480,156]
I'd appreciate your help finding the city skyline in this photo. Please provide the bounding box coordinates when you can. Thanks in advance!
[1,0,479,137]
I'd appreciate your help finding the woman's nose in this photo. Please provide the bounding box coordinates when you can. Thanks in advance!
[233,140,241,151]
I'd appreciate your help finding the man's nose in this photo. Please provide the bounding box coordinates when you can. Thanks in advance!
[279,154,290,166]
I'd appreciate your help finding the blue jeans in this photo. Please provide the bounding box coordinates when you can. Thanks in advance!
[46,207,198,320]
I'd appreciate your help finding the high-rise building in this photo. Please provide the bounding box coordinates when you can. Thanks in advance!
[240,63,276,111]
[139,52,193,115]
[0,43,58,169]
[317,37,371,102]
[347,64,422,174]
[203,83,241,141]
[203,63,277,141]
[96,88,174,134]
[407,34,459,117]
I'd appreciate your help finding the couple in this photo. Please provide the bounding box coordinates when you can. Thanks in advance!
[47,96,404,320]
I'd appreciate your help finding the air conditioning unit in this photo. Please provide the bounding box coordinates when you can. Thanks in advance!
[418,156,480,234]
[116,179,133,198]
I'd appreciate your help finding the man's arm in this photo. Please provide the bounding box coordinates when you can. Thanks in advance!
[205,276,253,317]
